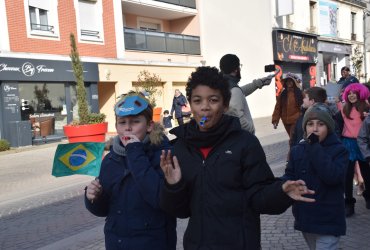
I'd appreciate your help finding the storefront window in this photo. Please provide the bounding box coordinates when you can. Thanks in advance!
[18,82,67,138]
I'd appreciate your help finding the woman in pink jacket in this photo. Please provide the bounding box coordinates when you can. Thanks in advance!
[336,83,370,217]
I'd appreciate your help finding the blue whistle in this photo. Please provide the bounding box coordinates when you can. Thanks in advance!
[199,116,207,127]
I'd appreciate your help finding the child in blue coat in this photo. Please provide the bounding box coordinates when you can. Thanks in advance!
[84,92,176,250]
[281,103,349,249]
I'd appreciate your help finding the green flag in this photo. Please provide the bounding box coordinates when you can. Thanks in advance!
[52,142,105,177]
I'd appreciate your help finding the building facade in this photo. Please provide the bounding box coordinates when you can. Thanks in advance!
[0,0,202,146]
[1,0,369,147]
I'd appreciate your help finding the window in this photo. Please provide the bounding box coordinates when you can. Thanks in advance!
[309,1,317,32]
[19,83,67,136]
[139,22,160,32]
[77,0,104,42]
[29,6,52,32]
[351,12,356,34]
[25,0,59,38]
[137,17,163,32]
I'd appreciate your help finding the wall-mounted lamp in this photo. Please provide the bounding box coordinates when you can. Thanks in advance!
[200,60,206,66]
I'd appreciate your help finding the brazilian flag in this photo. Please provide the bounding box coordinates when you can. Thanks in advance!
[52,142,105,177]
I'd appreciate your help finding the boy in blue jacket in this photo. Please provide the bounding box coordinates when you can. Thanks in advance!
[282,103,349,249]
[84,92,176,250]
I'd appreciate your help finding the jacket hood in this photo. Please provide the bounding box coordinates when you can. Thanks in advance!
[223,74,240,89]
[149,122,166,145]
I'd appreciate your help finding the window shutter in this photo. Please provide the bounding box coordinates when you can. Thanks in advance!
[29,0,51,10]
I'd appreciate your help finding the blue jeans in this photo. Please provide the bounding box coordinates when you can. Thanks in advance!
[302,232,340,250]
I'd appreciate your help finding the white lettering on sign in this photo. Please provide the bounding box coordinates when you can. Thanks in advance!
[37,65,54,73]
[22,62,35,76]
[0,64,20,72]
[0,62,55,76]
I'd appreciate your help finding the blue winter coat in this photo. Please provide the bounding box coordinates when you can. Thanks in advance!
[281,132,349,236]
[170,94,187,118]
[85,135,176,250]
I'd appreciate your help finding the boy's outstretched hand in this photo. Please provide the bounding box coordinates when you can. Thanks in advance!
[160,150,181,185]
[282,180,316,202]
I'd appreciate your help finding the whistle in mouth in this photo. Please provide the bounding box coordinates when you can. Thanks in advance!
[199,116,207,127]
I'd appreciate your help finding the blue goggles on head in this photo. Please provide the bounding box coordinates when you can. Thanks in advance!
[114,95,149,117]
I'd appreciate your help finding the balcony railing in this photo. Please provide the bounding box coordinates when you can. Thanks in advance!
[30,23,54,33]
[124,28,201,55]
[81,29,100,39]
[153,0,196,9]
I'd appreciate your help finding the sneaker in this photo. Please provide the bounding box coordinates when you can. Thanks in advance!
[345,204,355,217]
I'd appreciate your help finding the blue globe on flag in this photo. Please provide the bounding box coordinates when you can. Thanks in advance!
[69,149,87,166]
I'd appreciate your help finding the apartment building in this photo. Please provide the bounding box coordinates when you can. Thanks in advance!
[272,0,367,92]
[0,0,202,146]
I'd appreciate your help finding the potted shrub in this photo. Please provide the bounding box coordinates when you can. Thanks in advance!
[135,70,163,122]
[63,33,107,143]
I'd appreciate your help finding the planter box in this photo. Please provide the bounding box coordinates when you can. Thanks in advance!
[153,107,162,122]
[63,122,108,143]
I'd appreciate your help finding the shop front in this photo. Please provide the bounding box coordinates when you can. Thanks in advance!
[272,29,318,95]
[316,41,352,85]
[0,57,99,147]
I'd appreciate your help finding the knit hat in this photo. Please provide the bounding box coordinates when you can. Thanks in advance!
[114,92,150,117]
[220,54,240,74]
[342,83,370,102]
[302,103,335,133]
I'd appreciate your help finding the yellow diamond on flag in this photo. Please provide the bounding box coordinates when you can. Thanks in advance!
[59,144,96,171]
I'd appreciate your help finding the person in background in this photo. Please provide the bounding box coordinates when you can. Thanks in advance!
[84,91,176,250]
[337,66,359,91]
[272,73,303,144]
[163,109,173,130]
[291,87,328,147]
[281,103,348,250]
[219,54,274,134]
[160,66,314,250]
[355,99,370,210]
[171,89,188,126]
[335,83,370,217]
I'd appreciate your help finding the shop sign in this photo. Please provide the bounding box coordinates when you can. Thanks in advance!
[273,30,318,63]
[0,57,98,82]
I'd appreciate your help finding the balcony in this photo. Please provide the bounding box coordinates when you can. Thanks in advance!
[153,0,196,9]
[124,28,201,55]
[30,23,54,33]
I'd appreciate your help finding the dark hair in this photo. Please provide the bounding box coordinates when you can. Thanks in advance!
[280,83,303,108]
[164,110,169,114]
[186,66,231,107]
[341,66,350,72]
[343,92,368,120]
[305,87,327,103]
[219,54,240,74]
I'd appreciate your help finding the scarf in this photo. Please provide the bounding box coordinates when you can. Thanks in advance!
[112,134,150,156]
[171,115,240,148]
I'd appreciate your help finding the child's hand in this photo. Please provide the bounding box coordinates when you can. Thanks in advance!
[121,134,140,146]
[282,180,315,202]
[307,133,319,144]
[160,150,182,185]
[86,178,102,203]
